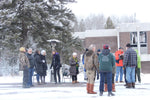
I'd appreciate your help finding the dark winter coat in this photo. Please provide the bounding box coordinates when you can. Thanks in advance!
[26,53,35,68]
[34,53,43,75]
[50,53,60,70]
[69,57,79,76]
[41,55,48,76]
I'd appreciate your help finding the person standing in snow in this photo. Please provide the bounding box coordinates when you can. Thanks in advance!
[84,44,99,94]
[26,48,35,87]
[104,48,116,92]
[123,43,137,88]
[82,48,88,80]
[99,44,115,96]
[135,49,141,83]
[19,47,30,88]
[41,50,48,84]
[69,52,79,84]
[50,50,61,84]
[34,50,43,85]
[115,47,124,83]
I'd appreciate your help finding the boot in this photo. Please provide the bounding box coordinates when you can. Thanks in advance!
[132,83,135,88]
[112,83,116,92]
[72,81,75,84]
[108,92,115,96]
[99,91,103,96]
[86,83,90,93]
[89,84,97,94]
[126,83,132,88]
[104,84,107,92]
[75,80,79,83]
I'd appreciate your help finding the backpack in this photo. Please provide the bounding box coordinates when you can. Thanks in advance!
[101,54,110,63]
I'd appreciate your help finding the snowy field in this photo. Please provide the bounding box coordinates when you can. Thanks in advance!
[0,73,150,100]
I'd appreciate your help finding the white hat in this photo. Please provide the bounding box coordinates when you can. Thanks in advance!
[41,50,46,55]
[72,52,77,56]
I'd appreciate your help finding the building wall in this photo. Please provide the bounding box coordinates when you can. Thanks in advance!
[141,61,150,73]
[147,31,150,54]
[84,36,117,53]
[119,32,130,50]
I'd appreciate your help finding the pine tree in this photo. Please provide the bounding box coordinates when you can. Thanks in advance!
[0,0,82,66]
[105,16,115,29]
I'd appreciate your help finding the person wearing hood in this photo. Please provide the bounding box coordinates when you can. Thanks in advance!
[19,47,30,88]
[50,50,61,84]
[34,50,43,85]
[99,44,115,96]
[84,44,99,94]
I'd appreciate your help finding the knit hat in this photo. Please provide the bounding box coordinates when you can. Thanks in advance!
[126,43,131,47]
[19,47,25,52]
[97,49,101,52]
[103,44,109,49]
[119,47,123,49]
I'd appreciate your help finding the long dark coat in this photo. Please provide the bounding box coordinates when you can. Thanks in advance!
[34,53,43,76]
[41,55,47,76]
[50,53,60,70]
[69,57,79,76]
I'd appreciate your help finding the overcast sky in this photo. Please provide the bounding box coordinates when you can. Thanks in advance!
[67,0,150,22]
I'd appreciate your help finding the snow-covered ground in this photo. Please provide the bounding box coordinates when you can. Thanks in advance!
[0,73,150,100]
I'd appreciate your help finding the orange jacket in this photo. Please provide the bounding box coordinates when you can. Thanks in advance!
[115,50,124,67]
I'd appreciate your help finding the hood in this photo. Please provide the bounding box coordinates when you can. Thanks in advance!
[102,49,110,55]
[86,50,94,56]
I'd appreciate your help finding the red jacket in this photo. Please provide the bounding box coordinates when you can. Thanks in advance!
[115,50,124,67]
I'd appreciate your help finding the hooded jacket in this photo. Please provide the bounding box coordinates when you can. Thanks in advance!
[84,50,99,72]
[99,49,115,72]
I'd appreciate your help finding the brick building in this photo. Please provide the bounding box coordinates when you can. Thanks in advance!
[74,23,150,73]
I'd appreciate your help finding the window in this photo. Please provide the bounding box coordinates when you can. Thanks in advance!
[130,31,147,46]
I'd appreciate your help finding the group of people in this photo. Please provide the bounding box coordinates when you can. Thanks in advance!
[81,43,141,96]
[19,47,61,88]
[19,43,141,96]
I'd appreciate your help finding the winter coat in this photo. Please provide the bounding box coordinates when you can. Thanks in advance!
[34,53,43,75]
[135,50,141,68]
[99,49,115,72]
[50,53,60,70]
[69,57,79,76]
[19,52,30,71]
[84,50,99,72]
[41,55,48,76]
[123,48,137,67]
[115,50,124,67]
[26,53,35,68]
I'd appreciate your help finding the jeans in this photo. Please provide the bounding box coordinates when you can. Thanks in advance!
[126,67,135,83]
[36,74,40,82]
[115,66,123,82]
[99,72,112,92]
[29,68,34,86]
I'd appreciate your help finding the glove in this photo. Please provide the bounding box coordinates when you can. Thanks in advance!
[42,60,45,63]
